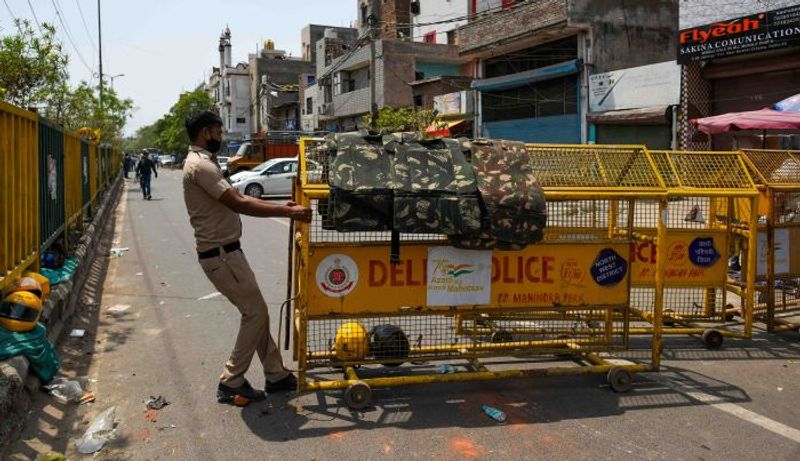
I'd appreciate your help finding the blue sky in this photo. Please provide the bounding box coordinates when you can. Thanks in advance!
[1,0,356,135]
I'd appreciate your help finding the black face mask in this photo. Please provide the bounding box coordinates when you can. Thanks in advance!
[206,138,222,154]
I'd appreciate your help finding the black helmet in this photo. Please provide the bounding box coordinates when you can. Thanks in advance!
[369,324,410,367]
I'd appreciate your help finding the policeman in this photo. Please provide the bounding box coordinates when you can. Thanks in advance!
[182,111,311,404]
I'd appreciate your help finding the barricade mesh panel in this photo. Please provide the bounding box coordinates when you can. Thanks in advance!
[305,309,628,368]
[301,138,329,185]
[630,287,727,322]
[740,150,800,185]
[525,145,662,189]
[650,151,755,189]
[774,191,800,225]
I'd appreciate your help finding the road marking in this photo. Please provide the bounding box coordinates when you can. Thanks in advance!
[664,380,800,444]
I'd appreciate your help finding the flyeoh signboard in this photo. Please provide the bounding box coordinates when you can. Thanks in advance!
[678,4,800,64]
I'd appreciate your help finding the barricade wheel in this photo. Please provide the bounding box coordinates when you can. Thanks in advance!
[702,329,723,349]
[663,309,676,327]
[344,381,372,410]
[607,367,633,393]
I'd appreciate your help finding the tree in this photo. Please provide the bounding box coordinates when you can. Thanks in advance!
[43,80,134,145]
[1,19,133,145]
[0,19,69,107]
[158,90,215,153]
[361,106,443,135]
[127,89,214,155]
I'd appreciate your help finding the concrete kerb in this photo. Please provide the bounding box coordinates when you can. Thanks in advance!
[0,174,123,453]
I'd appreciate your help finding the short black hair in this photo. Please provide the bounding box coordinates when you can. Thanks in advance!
[185,110,223,140]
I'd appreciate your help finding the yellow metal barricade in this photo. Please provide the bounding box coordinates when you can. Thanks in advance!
[289,139,666,408]
[635,150,759,348]
[89,143,99,205]
[737,149,800,333]
[0,101,40,292]
[64,131,84,234]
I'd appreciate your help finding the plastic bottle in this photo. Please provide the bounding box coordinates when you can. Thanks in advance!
[481,404,507,423]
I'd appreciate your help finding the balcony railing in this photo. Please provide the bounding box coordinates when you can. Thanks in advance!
[457,0,568,54]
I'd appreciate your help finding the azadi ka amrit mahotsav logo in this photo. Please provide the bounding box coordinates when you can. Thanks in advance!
[446,263,475,278]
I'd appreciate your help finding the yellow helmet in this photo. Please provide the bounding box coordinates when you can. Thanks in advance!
[4,276,43,300]
[0,291,43,332]
[334,322,369,361]
[23,271,50,300]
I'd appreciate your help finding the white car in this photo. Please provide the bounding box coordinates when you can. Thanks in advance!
[231,157,321,197]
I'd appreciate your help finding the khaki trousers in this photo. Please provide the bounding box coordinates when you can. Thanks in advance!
[198,248,289,387]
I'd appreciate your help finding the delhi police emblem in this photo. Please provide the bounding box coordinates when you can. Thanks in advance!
[316,254,358,297]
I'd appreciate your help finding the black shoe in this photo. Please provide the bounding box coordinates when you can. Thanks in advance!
[217,380,266,403]
[266,374,297,393]
[147,195,152,200]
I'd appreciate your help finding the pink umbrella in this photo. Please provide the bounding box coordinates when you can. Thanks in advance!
[692,108,800,135]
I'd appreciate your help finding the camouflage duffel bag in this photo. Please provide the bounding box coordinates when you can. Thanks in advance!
[451,139,547,250]
[385,135,483,236]
[326,132,395,231]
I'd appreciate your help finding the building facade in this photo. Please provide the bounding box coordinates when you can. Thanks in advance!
[356,0,412,39]
[315,36,462,131]
[248,43,315,133]
[208,27,252,142]
[301,24,360,67]
[456,0,678,144]
[678,0,800,150]
[412,0,470,45]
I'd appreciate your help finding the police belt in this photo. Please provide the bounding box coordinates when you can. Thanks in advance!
[197,241,241,260]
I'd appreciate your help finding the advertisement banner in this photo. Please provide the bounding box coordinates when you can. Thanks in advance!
[678,5,800,64]
[631,231,728,286]
[307,243,631,315]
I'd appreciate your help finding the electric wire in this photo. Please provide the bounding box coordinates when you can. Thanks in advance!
[50,0,94,74]
[3,0,16,22]
[26,0,42,32]
[74,0,98,51]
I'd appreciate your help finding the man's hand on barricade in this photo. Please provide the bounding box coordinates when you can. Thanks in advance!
[286,201,312,222]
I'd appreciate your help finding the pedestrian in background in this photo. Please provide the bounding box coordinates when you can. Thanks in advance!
[136,151,158,200]
[123,153,133,178]
[181,110,311,404]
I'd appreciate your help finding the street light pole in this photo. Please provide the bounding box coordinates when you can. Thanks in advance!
[109,73,125,90]
[97,0,104,115]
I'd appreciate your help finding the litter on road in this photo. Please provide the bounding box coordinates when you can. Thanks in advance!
[34,452,66,461]
[439,364,456,374]
[198,291,222,300]
[69,329,85,337]
[481,405,507,423]
[106,304,131,314]
[109,247,130,257]
[75,406,116,454]
[45,377,95,404]
[144,395,170,410]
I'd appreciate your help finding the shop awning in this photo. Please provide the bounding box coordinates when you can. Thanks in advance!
[587,105,672,126]
[426,119,467,137]
[692,108,800,135]
[471,59,582,92]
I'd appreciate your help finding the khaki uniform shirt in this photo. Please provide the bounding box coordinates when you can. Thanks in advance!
[182,146,242,252]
